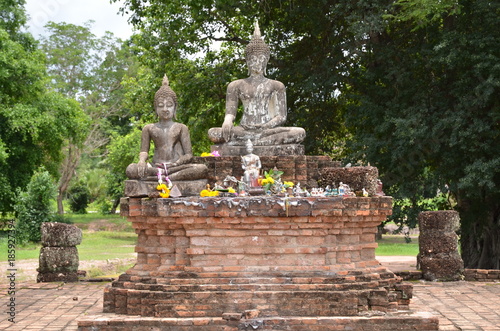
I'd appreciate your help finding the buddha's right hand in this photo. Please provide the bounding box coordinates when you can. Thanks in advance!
[222,120,233,142]
[137,161,147,178]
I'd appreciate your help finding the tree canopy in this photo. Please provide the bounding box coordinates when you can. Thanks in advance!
[0,6,87,213]
[346,0,500,268]
[113,0,370,155]
[39,21,137,214]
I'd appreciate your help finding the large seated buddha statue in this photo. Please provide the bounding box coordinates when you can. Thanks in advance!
[125,75,208,197]
[208,21,306,156]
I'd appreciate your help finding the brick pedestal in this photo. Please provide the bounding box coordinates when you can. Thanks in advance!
[76,196,439,330]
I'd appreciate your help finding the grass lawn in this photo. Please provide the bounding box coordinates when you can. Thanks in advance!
[0,213,136,262]
[376,235,419,256]
[0,231,137,261]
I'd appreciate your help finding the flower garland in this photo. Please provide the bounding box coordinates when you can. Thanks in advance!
[156,164,173,198]
[200,188,220,197]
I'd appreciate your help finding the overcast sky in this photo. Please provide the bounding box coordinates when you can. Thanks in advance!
[25,0,133,40]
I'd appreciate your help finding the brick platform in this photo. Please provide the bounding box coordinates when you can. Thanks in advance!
[78,313,439,330]
[82,196,439,329]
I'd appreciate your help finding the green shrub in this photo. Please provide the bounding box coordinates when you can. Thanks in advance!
[68,179,91,214]
[14,168,57,243]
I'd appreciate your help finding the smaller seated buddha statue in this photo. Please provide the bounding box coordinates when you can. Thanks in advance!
[125,75,208,196]
[208,21,305,155]
[241,139,261,188]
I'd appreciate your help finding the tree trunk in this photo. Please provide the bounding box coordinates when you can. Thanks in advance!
[461,225,500,270]
[57,144,82,214]
[459,196,500,270]
[110,197,120,214]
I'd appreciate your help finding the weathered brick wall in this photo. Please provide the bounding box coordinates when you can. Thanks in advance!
[464,269,500,281]
[193,155,340,187]
[120,196,392,276]
[318,166,379,196]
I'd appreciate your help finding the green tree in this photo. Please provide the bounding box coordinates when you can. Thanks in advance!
[39,21,136,214]
[112,0,367,155]
[0,2,87,214]
[0,0,30,43]
[105,128,142,213]
[14,168,57,243]
[346,0,500,268]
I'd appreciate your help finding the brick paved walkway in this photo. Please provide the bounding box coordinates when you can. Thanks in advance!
[0,282,106,330]
[1,258,500,330]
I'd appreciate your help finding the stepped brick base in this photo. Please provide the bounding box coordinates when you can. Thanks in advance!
[78,313,439,330]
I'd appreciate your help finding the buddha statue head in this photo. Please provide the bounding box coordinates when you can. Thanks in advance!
[154,75,178,118]
[245,21,270,75]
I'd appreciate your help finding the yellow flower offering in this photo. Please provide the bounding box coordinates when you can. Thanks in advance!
[156,183,168,191]
[156,183,170,198]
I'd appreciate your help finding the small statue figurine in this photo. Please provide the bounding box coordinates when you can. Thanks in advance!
[377,179,385,196]
[125,75,208,195]
[338,182,346,196]
[241,139,261,188]
[208,21,305,151]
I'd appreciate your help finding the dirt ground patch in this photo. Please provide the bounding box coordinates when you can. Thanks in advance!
[0,256,136,284]
[75,218,131,232]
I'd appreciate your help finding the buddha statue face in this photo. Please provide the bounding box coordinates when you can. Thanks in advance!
[246,53,268,75]
[155,96,176,121]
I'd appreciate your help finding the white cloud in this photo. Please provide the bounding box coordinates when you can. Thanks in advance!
[25,0,133,40]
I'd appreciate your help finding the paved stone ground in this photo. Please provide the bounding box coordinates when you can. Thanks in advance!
[1,257,500,330]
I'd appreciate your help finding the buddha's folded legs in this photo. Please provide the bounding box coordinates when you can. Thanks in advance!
[208,126,305,145]
[126,163,208,181]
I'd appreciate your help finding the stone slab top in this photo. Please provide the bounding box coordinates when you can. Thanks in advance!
[120,195,393,218]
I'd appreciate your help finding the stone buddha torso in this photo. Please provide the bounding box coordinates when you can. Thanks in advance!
[207,22,305,156]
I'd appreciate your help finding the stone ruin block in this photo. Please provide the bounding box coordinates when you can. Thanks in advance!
[419,231,459,254]
[317,166,379,195]
[418,210,459,232]
[41,222,82,247]
[418,211,464,281]
[37,222,82,283]
[38,246,79,273]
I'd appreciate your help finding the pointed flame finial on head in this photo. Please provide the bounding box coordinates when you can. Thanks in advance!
[162,74,170,86]
[245,19,270,60]
[253,20,261,39]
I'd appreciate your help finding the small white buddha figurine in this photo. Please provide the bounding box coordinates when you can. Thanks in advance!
[241,139,261,187]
